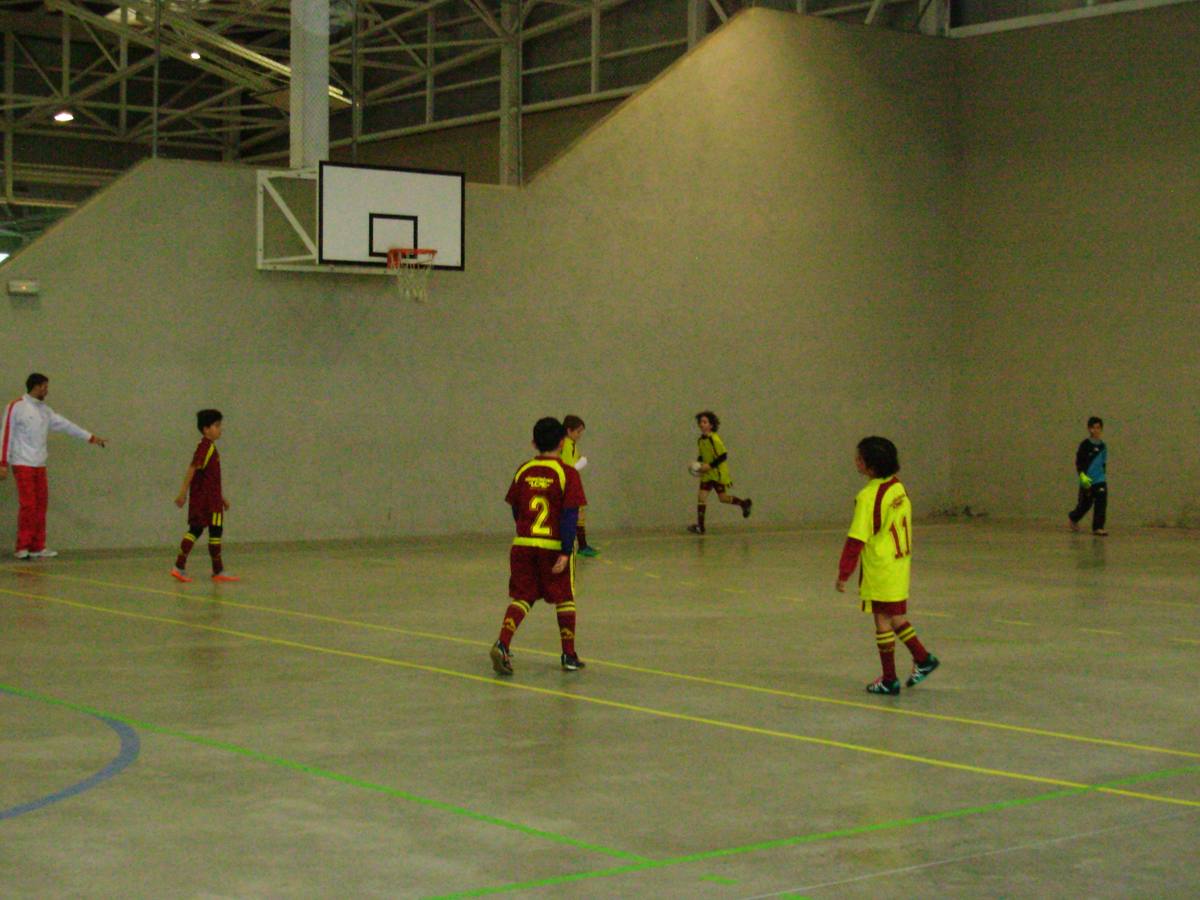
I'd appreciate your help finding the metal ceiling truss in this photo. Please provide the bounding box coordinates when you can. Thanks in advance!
[2,0,919,185]
[0,0,1179,231]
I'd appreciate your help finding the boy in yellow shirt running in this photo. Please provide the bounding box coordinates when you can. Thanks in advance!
[687,411,751,535]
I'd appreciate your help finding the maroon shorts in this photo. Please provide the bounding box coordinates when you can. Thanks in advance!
[188,508,224,530]
[508,545,573,605]
[698,480,731,493]
[862,598,907,615]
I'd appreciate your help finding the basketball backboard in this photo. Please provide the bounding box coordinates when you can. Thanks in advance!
[318,162,464,270]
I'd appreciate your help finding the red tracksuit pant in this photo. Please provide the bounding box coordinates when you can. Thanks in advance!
[12,465,49,553]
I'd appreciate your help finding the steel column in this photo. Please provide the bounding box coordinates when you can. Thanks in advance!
[290,0,330,169]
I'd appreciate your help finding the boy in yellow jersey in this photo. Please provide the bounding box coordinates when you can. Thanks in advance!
[835,437,938,695]
[688,411,751,534]
[562,414,598,557]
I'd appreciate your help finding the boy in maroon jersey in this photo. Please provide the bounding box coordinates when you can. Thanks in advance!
[490,417,587,675]
[170,409,238,583]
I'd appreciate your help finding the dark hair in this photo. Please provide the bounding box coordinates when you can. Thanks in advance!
[563,415,585,431]
[857,436,900,478]
[695,410,720,431]
[1087,416,1103,428]
[197,409,223,432]
[26,373,48,392]
[533,417,566,453]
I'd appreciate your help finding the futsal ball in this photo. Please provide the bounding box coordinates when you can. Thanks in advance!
[688,461,703,477]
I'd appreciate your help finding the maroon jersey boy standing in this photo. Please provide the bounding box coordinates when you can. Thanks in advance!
[491,417,587,675]
[171,409,239,583]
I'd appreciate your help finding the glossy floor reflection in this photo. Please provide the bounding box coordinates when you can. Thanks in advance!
[2,522,1197,898]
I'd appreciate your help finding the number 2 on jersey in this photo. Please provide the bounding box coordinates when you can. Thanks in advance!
[529,496,552,536]
[888,515,911,559]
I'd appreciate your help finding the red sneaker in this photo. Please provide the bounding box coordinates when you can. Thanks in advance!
[211,573,241,582]
[170,567,193,583]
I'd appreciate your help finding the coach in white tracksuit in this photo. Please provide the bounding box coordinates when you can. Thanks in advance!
[0,373,107,559]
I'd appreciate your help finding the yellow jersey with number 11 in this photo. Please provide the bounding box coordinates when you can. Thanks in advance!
[847,477,912,601]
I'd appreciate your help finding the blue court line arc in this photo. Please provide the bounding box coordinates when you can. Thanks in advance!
[0,687,141,820]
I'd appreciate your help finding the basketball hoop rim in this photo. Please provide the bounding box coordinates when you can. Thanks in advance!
[386,247,437,273]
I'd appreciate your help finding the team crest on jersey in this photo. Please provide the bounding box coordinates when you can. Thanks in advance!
[525,475,555,489]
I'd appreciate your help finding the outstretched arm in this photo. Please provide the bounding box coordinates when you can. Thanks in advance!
[48,410,100,444]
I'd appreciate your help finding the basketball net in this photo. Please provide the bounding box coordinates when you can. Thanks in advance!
[386,248,436,303]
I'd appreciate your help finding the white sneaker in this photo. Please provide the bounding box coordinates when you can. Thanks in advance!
[31,548,58,558]
[14,549,30,559]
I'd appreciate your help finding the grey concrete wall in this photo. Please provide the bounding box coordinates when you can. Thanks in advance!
[951,2,1200,526]
[1,9,959,550]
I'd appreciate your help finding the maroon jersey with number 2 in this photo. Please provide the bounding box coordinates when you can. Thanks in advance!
[506,456,586,550]
[505,455,586,603]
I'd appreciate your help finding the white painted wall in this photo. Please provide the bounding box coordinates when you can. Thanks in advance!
[25,4,1195,551]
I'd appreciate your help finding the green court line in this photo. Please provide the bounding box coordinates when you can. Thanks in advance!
[0,682,648,864]
[5,583,1198,808]
[429,764,1200,898]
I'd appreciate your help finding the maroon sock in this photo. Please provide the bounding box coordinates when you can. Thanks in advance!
[208,538,224,575]
[895,622,929,663]
[876,630,897,681]
[556,601,577,656]
[697,505,706,530]
[175,533,197,570]
[498,600,531,647]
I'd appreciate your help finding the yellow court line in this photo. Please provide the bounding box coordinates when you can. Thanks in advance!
[2,584,1198,809]
[1171,638,1200,646]
[10,570,1200,762]
[996,619,1033,627]
[1081,628,1122,636]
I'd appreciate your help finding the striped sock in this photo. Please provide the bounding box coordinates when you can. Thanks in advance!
[895,623,929,663]
[499,600,531,648]
[175,532,197,570]
[208,537,223,575]
[876,630,897,681]
[556,600,577,656]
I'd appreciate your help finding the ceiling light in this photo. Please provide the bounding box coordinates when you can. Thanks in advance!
[53,110,74,123]
[190,51,201,60]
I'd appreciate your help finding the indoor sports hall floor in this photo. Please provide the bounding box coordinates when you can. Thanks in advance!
[2,521,1197,898]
